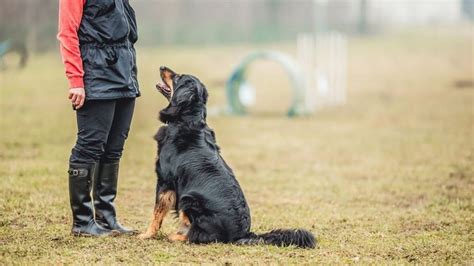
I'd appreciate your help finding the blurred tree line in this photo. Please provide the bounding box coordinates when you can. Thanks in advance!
[0,0,58,52]
[0,0,319,50]
[0,0,471,54]
[134,0,315,46]
[0,0,355,52]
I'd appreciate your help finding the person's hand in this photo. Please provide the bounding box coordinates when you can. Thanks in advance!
[69,87,85,109]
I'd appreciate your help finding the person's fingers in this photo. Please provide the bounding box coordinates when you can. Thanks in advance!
[71,94,78,105]
[68,91,73,99]
[75,95,82,106]
[76,96,85,109]
[80,95,85,107]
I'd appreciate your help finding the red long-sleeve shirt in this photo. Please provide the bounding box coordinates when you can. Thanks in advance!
[57,0,86,88]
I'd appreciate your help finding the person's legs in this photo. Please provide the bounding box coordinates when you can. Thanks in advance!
[101,97,135,162]
[68,99,116,236]
[70,100,117,163]
[93,98,136,234]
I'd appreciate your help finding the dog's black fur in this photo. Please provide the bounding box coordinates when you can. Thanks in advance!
[153,67,315,248]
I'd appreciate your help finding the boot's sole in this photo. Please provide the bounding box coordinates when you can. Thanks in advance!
[71,230,120,237]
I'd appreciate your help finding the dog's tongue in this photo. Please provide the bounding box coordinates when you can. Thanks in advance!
[156,82,170,92]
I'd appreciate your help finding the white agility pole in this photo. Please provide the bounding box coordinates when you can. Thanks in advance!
[297,31,347,112]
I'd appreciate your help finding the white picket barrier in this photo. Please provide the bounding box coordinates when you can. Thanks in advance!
[297,32,347,112]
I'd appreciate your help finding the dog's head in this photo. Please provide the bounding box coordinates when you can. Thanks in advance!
[156,66,208,124]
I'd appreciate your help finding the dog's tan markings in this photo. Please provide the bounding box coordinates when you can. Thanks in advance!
[168,233,188,242]
[138,190,176,240]
[161,69,174,92]
[168,210,191,242]
[179,210,191,227]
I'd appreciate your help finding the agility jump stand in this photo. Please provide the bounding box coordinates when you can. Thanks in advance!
[297,32,347,112]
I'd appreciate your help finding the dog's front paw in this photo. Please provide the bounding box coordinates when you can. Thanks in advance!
[168,233,188,242]
[137,232,154,240]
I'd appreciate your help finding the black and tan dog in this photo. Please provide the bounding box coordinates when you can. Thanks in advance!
[138,66,315,248]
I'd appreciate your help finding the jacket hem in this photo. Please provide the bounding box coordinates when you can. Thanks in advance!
[85,93,140,101]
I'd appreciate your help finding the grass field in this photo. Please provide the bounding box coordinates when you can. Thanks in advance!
[0,28,473,264]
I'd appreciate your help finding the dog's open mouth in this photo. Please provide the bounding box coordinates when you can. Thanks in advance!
[156,66,177,101]
[156,82,172,99]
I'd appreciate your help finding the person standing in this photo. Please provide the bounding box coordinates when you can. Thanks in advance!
[57,0,139,236]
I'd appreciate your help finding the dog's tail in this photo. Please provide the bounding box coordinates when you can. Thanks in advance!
[236,228,316,249]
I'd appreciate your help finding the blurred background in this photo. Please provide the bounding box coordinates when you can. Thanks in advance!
[0,0,473,114]
[1,0,473,47]
[0,0,473,263]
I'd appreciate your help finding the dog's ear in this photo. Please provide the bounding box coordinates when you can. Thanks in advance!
[201,85,208,105]
[197,82,208,104]
[159,105,181,123]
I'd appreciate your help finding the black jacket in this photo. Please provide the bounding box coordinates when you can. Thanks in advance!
[79,0,140,100]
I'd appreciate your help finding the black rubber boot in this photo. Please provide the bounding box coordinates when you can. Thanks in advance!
[93,161,137,235]
[68,163,113,236]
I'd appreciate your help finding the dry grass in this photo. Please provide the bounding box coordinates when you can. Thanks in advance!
[0,28,473,264]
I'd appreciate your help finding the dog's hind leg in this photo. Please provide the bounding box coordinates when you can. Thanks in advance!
[138,190,176,239]
[168,210,190,242]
